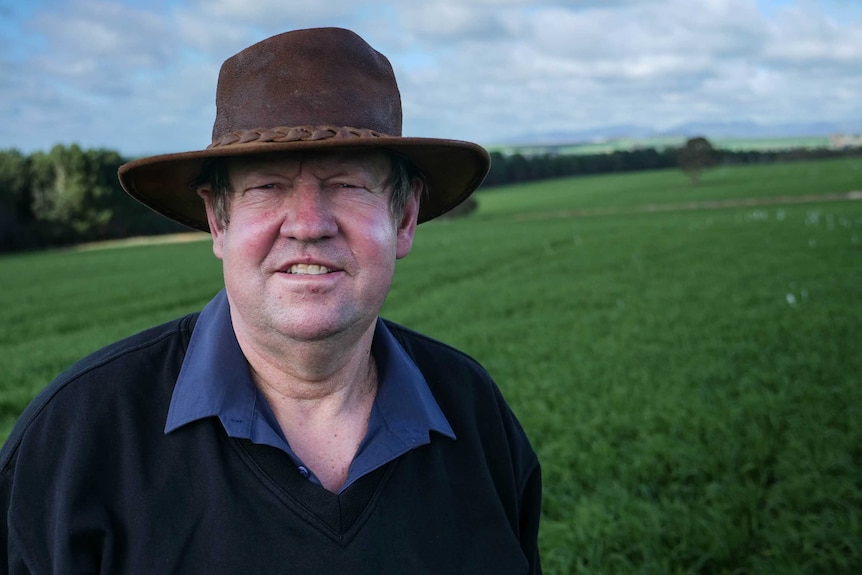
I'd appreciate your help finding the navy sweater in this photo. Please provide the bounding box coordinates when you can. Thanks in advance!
[0,314,541,574]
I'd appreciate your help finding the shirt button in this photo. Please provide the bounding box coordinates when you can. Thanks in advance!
[298,466,310,478]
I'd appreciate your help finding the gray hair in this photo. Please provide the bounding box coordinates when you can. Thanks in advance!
[193,152,426,230]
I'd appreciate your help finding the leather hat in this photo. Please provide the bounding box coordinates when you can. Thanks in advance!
[118,27,490,230]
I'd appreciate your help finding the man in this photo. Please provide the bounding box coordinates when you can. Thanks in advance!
[0,28,541,573]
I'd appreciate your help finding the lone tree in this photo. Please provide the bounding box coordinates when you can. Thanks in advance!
[677,136,718,185]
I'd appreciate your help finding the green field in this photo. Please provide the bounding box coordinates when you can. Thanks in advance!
[2,157,861,572]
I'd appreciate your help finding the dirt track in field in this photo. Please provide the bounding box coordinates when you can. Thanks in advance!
[511,190,862,222]
[73,231,210,252]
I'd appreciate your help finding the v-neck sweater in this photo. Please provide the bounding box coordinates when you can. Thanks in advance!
[1,313,542,574]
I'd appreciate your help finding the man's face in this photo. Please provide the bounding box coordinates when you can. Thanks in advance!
[201,150,420,344]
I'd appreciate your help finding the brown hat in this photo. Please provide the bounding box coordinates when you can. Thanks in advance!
[118,27,490,231]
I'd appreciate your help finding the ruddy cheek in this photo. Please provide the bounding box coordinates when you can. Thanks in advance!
[237,208,284,240]
[361,222,398,254]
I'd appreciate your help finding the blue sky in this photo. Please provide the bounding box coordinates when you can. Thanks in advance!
[2,0,861,157]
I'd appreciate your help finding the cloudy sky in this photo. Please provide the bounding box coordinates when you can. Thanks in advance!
[2,0,861,157]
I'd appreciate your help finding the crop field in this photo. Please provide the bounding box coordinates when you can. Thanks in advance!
[2,157,861,573]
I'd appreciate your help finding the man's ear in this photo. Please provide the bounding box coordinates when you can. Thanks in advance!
[395,181,422,260]
[198,187,225,260]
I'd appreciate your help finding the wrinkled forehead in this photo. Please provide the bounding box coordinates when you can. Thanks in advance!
[225,149,394,180]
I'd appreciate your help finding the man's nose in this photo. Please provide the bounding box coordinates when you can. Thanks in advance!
[280,185,338,241]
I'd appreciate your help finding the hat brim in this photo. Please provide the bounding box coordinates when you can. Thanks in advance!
[118,136,490,232]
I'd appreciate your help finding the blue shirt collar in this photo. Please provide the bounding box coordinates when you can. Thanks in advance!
[166,290,454,489]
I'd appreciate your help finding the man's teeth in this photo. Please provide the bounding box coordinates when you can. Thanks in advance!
[288,264,331,275]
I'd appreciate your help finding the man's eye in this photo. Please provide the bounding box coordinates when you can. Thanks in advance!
[240,183,280,197]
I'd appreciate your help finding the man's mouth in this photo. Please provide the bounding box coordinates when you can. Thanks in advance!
[286,264,332,275]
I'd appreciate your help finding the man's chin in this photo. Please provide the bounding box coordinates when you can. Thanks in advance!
[266,312,376,345]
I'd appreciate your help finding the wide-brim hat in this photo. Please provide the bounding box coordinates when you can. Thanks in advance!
[118,27,490,231]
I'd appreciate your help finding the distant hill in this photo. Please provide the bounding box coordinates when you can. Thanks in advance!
[502,120,862,147]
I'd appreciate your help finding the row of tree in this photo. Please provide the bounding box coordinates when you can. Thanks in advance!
[483,139,862,187]
[2,141,861,252]
[484,146,680,186]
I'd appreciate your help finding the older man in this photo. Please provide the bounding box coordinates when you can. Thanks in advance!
[0,28,541,574]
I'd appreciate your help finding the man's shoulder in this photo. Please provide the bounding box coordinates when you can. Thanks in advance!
[383,319,540,487]
[50,312,198,392]
[381,319,510,414]
[0,313,199,470]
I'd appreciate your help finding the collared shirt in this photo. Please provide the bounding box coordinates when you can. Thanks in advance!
[165,290,455,493]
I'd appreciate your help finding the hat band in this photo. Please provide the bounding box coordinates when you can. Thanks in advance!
[208,125,389,149]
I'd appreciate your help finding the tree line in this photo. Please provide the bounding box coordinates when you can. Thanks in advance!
[2,141,862,252]
[483,141,862,187]
[0,145,185,253]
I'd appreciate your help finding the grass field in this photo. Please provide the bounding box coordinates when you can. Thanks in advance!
[2,157,861,573]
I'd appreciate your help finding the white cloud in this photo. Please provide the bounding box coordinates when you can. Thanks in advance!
[390,0,862,140]
[31,0,176,88]
[2,0,862,155]
[764,4,862,68]
[188,0,357,23]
